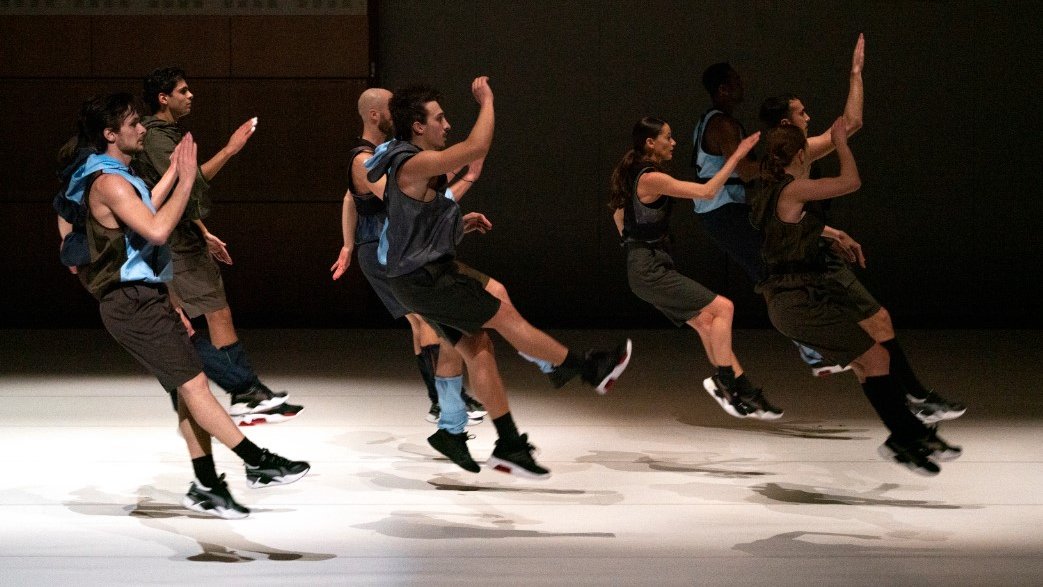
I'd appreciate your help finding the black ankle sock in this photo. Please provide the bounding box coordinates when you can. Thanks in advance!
[734,373,755,396]
[492,412,520,442]
[861,374,927,440]
[416,349,438,404]
[559,350,583,371]
[716,366,737,386]
[232,438,265,466]
[881,339,929,399]
[191,454,221,487]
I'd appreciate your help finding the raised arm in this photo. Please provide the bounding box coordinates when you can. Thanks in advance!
[638,132,760,202]
[807,33,864,162]
[331,190,357,280]
[400,77,495,183]
[446,157,484,201]
[781,118,860,210]
[200,117,256,181]
[148,140,182,208]
[98,134,198,245]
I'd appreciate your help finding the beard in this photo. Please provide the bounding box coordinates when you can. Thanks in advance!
[378,116,393,137]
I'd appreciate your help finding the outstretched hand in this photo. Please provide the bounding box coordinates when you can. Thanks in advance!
[330,247,351,280]
[203,231,232,265]
[851,33,865,75]
[225,117,257,156]
[463,212,492,234]
[471,76,493,105]
[735,131,760,159]
[830,229,866,268]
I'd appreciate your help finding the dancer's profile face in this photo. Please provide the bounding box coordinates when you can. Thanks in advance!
[786,99,810,134]
[109,109,146,155]
[416,101,450,149]
[646,123,675,162]
[163,79,193,119]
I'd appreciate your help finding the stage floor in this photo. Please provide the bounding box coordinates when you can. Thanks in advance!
[1,328,1041,585]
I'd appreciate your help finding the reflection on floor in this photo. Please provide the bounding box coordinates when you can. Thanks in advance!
[1,329,1041,585]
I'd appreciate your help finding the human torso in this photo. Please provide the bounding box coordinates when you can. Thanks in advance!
[692,109,746,213]
[623,166,673,243]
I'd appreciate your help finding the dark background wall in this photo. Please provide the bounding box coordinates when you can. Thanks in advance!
[2,1,1041,330]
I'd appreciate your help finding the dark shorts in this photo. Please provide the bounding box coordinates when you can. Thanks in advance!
[98,283,203,390]
[357,241,408,319]
[626,243,717,326]
[389,259,501,343]
[759,268,882,367]
[169,250,227,319]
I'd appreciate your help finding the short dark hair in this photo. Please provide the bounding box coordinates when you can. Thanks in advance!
[142,66,186,113]
[759,94,800,128]
[702,62,734,95]
[59,93,140,167]
[390,84,442,141]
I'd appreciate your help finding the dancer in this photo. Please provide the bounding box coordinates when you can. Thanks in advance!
[749,121,961,475]
[611,117,781,420]
[366,78,632,478]
[132,67,301,425]
[57,93,309,517]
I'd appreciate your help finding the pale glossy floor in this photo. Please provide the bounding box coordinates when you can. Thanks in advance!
[1,329,1041,586]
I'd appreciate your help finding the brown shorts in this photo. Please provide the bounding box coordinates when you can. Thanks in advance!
[626,243,717,326]
[760,269,882,367]
[389,259,501,343]
[98,283,203,390]
[169,250,228,319]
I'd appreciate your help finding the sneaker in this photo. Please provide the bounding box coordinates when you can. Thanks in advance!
[425,402,440,424]
[878,435,941,476]
[232,403,303,426]
[743,388,785,420]
[922,426,962,462]
[485,433,551,480]
[463,391,487,422]
[182,474,250,519]
[427,429,480,473]
[908,390,966,424]
[244,449,310,488]
[229,382,289,417]
[811,362,852,377]
[582,339,633,394]
[702,376,759,419]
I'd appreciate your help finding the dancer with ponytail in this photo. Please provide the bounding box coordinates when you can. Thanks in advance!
[749,121,961,475]
[610,117,782,420]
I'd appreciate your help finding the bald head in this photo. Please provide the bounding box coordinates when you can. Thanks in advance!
[358,88,392,118]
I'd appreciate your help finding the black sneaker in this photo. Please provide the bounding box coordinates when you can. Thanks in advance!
[922,426,962,462]
[462,391,487,423]
[702,376,759,419]
[878,435,941,476]
[485,433,550,479]
[427,429,480,473]
[581,339,633,394]
[245,449,310,488]
[908,390,966,424]
[425,402,441,424]
[743,388,785,420]
[232,403,303,426]
[182,474,250,519]
[229,382,289,417]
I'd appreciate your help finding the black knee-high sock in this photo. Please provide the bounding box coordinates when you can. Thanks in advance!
[191,454,221,487]
[861,375,928,440]
[419,344,440,404]
[232,438,264,466]
[881,339,929,399]
[492,412,520,443]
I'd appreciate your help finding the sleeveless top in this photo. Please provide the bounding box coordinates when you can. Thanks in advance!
[347,138,386,245]
[622,166,673,243]
[691,109,747,213]
[368,141,463,278]
[749,174,827,276]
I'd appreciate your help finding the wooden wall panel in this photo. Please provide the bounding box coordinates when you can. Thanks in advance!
[90,16,231,77]
[0,16,92,77]
[230,16,368,78]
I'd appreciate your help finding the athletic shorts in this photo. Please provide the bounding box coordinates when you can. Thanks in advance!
[389,259,501,344]
[169,249,228,319]
[759,268,882,367]
[357,241,408,319]
[98,283,203,390]
[626,243,717,326]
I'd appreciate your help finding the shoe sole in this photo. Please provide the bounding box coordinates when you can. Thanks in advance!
[812,365,852,377]
[702,378,749,419]
[913,407,967,424]
[228,394,289,417]
[466,415,484,426]
[233,404,303,427]
[247,467,310,489]
[595,339,632,395]
[427,434,481,473]
[930,448,963,462]
[485,455,551,480]
[877,444,940,476]
[750,409,784,421]
[181,495,249,519]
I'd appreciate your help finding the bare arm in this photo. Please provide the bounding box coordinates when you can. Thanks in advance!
[638,132,760,202]
[96,134,199,245]
[705,115,759,181]
[808,33,865,162]
[778,118,860,219]
[821,224,866,268]
[399,77,494,187]
[446,157,484,201]
[192,219,232,265]
[351,152,386,199]
[57,216,76,274]
[331,191,357,280]
[612,207,624,237]
[199,118,256,181]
